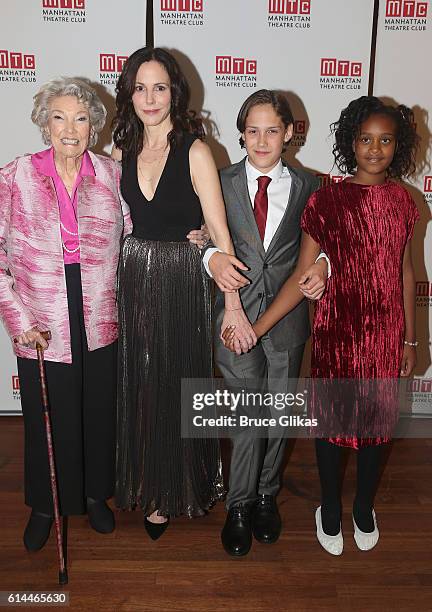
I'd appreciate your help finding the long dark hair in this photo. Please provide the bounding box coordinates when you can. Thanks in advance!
[112,47,204,159]
[331,96,419,179]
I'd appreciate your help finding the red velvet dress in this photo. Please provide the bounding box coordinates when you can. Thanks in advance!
[301,180,419,449]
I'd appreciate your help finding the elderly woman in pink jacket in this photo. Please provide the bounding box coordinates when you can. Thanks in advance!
[0,77,131,552]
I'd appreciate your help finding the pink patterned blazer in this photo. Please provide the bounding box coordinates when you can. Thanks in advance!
[0,150,132,363]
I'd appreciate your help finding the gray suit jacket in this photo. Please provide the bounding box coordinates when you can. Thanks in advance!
[211,157,319,352]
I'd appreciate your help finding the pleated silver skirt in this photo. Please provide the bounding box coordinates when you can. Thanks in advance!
[115,236,224,517]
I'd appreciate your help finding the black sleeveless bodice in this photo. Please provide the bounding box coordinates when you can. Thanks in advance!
[121,133,202,241]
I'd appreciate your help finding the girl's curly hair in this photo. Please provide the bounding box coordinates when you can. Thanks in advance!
[331,96,419,179]
[112,47,204,159]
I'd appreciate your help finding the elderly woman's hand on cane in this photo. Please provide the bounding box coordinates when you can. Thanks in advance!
[15,327,50,350]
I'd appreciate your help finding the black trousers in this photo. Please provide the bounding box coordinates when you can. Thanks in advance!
[18,264,117,516]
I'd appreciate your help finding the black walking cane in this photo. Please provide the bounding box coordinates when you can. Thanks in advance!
[35,331,68,586]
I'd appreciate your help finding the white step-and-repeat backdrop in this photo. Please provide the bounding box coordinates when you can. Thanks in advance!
[0,0,431,414]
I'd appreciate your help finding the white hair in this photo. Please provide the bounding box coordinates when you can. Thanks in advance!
[31,77,107,147]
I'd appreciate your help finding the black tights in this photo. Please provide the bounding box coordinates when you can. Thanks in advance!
[315,439,383,535]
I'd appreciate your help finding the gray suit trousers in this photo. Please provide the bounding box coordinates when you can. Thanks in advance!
[216,336,305,509]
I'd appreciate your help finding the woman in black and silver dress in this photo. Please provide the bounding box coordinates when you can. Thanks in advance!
[112,47,256,538]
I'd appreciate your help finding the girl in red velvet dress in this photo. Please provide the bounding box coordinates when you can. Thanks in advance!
[223,96,419,555]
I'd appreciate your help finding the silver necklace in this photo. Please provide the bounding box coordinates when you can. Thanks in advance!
[137,150,168,182]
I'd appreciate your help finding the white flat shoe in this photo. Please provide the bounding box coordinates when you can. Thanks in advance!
[353,509,379,551]
[315,506,343,556]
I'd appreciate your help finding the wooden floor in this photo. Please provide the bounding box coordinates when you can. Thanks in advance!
[0,418,431,612]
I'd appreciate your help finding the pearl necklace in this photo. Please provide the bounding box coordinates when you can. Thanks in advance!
[60,220,78,236]
[62,243,80,254]
[60,221,79,253]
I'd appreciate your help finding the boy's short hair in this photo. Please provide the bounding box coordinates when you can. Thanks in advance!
[236,89,294,148]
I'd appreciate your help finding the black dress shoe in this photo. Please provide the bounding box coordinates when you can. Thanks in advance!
[23,510,53,552]
[252,495,281,544]
[87,499,115,534]
[144,516,169,540]
[221,504,252,556]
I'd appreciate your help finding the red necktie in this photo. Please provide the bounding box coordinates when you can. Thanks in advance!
[254,176,272,242]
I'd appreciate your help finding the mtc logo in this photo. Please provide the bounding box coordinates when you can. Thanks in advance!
[0,50,35,69]
[99,54,128,73]
[416,281,432,296]
[424,176,432,192]
[321,58,362,77]
[161,0,203,10]
[294,120,306,135]
[42,0,85,7]
[268,0,311,13]
[216,56,257,75]
[12,376,20,391]
[407,378,432,392]
[316,174,344,187]
[386,0,428,17]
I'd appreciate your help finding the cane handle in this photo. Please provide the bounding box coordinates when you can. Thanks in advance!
[35,330,51,350]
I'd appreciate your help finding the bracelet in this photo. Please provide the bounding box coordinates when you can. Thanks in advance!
[225,307,242,311]
[404,340,418,347]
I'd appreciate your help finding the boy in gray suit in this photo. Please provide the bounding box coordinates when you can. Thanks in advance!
[204,90,328,556]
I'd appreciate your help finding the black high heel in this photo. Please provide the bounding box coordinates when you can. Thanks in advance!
[144,516,170,540]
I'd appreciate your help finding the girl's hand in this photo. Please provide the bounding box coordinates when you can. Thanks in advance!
[400,344,416,377]
[220,308,257,355]
[221,325,238,353]
[298,259,328,300]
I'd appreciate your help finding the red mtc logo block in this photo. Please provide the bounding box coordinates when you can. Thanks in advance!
[417,281,432,296]
[386,0,428,17]
[0,50,35,70]
[321,58,362,77]
[42,0,85,8]
[294,120,306,134]
[12,376,20,392]
[407,378,432,392]
[268,0,311,13]
[161,0,203,10]
[424,176,432,192]
[216,56,257,75]
[99,54,128,73]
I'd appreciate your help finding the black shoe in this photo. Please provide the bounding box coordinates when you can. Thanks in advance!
[144,516,170,541]
[87,499,115,534]
[23,510,53,552]
[252,495,281,544]
[221,504,252,556]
